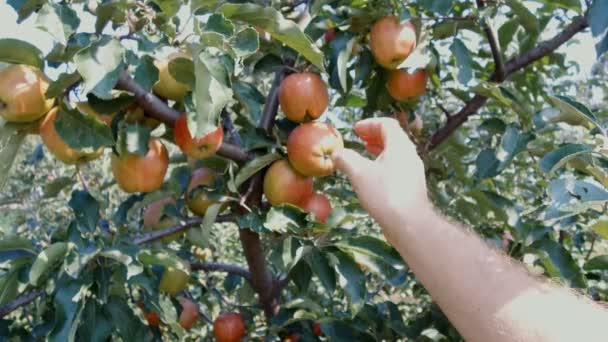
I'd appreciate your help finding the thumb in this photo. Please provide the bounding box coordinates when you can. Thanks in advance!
[332,148,373,182]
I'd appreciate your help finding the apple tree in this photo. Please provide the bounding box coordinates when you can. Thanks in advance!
[0,0,607,341]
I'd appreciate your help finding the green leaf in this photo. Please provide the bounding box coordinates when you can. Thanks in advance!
[529,239,586,287]
[190,47,233,137]
[449,38,473,85]
[0,264,22,305]
[0,39,44,68]
[498,19,520,51]
[584,255,608,271]
[99,249,143,279]
[590,220,608,240]
[335,236,407,286]
[134,55,159,92]
[7,0,46,23]
[74,36,124,97]
[205,13,235,37]
[418,0,453,15]
[308,249,336,294]
[116,122,151,156]
[68,190,100,233]
[43,176,76,198]
[64,245,101,278]
[0,239,35,263]
[549,95,601,130]
[46,72,82,98]
[505,0,540,34]
[54,106,114,150]
[231,28,259,57]
[0,123,26,191]
[77,301,112,342]
[191,0,221,12]
[233,153,280,189]
[104,297,149,340]
[219,3,324,71]
[475,149,500,180]
[589,0,608,57]
[233,81,265,124]
[530,0,580,11]
[539,144,592,173]
[29,242,69,286]
[48,275,90,342]
[334,250,366,315]
[36,3,80,46]
[168,57,195,88]
[264,206,307,233]
[137,250,190,274]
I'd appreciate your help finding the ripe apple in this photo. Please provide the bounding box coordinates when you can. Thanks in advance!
[387,69,427,101]
[153,52,192,102]
[159,264,190,296]
[370,16,417,69]
[142,197,182,242]
[174,112,223,159]
[111,138,169,193]
[278,73,328,123]
[76,102,114,126]
[186,167,224,216]
[137,302,161,327]
[312,322,323,336]
[263,159,313,206]
[178,298,199,330]
[0,64,54,122]
[324,28,336,43]
[213,312,246,342]
[287,122,344,177]
[39,107,104,164]
[301,193,332,223]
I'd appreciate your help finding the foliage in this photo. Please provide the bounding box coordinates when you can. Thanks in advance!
[1,0,607,341]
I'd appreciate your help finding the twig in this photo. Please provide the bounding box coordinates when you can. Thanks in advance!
[426,14,589,151]
[436,102,452,120]
[475,0,506,83]
[191,262,251,280]
[75,166,89,192]
[221,110,244,147]
[584,235,597,262]
[115,71,250,163]
[133,214,236,245]
[0,289,44,318]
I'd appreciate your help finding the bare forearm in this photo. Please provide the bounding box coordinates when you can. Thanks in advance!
[385,206,608,342]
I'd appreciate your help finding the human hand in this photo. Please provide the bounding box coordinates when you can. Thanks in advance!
[332,118,429,243]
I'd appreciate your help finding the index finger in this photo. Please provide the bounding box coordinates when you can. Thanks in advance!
[354,118,404,153]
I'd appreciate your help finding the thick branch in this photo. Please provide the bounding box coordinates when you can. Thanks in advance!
[235,67,288,318]
[427,15,589,151]
[221,110,244,147]
[191,261,251,280]
[260,69,288,133]
[115,71,250,163]
[0,289,44,318]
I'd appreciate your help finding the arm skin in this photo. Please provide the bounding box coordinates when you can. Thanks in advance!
[333,118,608,342]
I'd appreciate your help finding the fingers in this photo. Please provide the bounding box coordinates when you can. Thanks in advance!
[355,118,416,156]
[354,118,406,154]
[332,148,373,182]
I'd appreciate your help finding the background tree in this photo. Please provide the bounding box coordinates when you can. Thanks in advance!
[0,0,607,341]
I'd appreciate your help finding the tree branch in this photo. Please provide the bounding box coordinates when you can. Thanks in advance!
[133,214,236,245]
[115,71,250,163]
[235,66,289,319]
[190,261,251,280]
[221,109,244,147]
[0,289,44,318]
[427,14,589,151]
